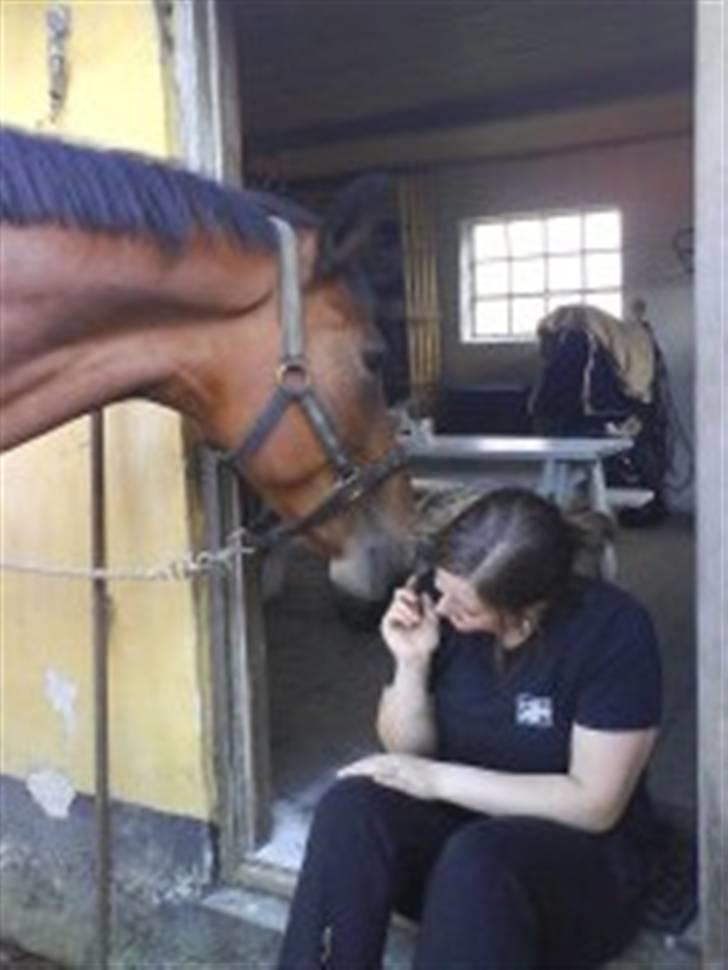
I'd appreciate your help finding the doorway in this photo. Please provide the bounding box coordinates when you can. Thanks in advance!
[185,2,725,960]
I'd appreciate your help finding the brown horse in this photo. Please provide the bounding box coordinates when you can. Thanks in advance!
[0,127,413,600]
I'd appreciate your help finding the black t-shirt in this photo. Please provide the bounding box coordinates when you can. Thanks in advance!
[428,576,662,845]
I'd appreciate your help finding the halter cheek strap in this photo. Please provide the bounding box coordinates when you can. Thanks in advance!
[220,216,407,551]
[222,217,356,477]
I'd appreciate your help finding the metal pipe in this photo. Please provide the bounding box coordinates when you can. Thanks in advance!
[91,410,111,969]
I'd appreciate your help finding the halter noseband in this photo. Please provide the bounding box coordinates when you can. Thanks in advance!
[220,216,407,552]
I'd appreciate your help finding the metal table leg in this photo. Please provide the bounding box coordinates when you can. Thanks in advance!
[588,459,617,579]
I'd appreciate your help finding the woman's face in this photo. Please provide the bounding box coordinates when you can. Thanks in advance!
[433,568,533,647]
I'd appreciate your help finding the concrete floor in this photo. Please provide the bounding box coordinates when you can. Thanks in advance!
[2,510,700,968]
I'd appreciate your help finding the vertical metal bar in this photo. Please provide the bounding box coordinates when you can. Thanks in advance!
[696,3,728,961]
[224,475,273,854]
[587,460,617,581]
[90,410,111,969]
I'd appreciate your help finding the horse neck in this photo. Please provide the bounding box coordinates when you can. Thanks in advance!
[0,224,276,452]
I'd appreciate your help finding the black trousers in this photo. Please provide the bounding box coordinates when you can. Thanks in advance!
[277,777,648,970]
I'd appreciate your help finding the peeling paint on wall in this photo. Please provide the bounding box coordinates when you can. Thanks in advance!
[26,769,76,818]
[44,668,78,740]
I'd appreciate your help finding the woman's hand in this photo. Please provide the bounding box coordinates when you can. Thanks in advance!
[380,579,440,667]
[338,753,438,800]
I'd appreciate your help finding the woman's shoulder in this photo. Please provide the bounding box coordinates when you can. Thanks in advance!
[549,576,659,656]
[561,575,653,623]
[562,580,662,727]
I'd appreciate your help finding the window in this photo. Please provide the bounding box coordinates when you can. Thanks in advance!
[460,208,623,342]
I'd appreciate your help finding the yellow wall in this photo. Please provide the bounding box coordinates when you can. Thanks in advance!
[0,0,213,820]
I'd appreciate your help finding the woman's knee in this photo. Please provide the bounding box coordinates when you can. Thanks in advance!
[431,821,520,896]
[314,776,388,822]
[427,817,595,915]
[308,777,399,850]
[417,822,539,963]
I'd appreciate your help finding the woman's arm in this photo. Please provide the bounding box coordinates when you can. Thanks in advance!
[377,657,437,756]
[376,580,441,756]
[431,725,657,832]
[342,724,658,833]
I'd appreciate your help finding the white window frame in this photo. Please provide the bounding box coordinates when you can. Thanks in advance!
[459,207,624,343]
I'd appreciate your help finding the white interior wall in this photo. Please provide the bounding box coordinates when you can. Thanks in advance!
[432,133,695,509]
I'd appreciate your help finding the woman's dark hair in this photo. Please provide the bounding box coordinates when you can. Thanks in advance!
[433,487,610,614]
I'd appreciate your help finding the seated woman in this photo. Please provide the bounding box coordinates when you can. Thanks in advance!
[278,487,662,970]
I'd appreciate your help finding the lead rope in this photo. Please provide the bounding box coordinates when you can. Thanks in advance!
[0,445,409,583]
[0,531,260,582]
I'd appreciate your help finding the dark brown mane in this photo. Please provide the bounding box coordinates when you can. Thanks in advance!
[0,126,318,250]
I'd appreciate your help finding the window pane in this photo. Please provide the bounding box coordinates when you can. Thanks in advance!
[548,255,582,291]
[584,211,621,250]
[475,261,509,296]
[546,215,581,254]
[547,293,582,313]
[462,207,623,343]
[511,257,545,294]
[473,223,508,259]
[585,252,621,289]
[588,290,622,318]
[475,300,509,336]
[512,297,545,335]
[508,219,543,257]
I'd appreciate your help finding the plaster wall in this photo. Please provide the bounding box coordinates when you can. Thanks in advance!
[0,0,213,820]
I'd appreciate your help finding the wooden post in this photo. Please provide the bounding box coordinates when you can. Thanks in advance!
[168,0,272,867]
[695,1,727,964]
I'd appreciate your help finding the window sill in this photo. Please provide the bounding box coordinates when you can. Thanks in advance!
[459,334,538,346]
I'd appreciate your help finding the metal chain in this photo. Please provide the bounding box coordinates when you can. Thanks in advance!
[0,530,258,583]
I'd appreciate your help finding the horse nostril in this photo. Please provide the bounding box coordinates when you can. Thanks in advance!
[362,346,385,375]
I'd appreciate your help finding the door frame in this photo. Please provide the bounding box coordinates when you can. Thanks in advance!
[161,0,273,880]
[695,1,727,963]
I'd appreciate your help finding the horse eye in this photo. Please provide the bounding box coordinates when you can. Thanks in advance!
[362,346,386,375]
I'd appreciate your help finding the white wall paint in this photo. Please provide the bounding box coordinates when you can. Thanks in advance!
[432,134,695,509]
[26,769,76,819]
[44,668,78,743]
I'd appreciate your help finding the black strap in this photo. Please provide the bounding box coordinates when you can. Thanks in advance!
[243,445,409,552]
[222,380,357,478]
[297,388,356,479]
[223,385,291,464]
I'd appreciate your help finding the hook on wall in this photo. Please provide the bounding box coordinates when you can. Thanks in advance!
[672,227,694,276]
[46,3,72,121]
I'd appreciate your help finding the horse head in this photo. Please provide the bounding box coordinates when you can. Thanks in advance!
[199,177,415,604]
[0,128,414,604]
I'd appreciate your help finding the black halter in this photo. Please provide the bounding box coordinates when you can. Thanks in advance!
[220,216,407,552]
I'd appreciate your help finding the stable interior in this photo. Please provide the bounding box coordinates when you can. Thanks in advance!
[224,0,698,889]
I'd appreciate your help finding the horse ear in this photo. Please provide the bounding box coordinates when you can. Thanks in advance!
[315,174,392,279]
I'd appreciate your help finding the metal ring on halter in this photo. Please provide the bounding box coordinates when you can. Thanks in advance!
[336,469,366,505]
[276,359,311,392]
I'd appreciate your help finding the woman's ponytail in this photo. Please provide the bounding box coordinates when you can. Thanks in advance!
[562,508,616,551]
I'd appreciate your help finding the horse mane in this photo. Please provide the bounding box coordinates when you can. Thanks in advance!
[0,126,318,250]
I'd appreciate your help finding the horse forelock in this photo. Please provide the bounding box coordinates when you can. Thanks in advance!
[0,126,318,251]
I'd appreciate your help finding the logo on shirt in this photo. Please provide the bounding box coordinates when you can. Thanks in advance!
[515,693,554,728]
